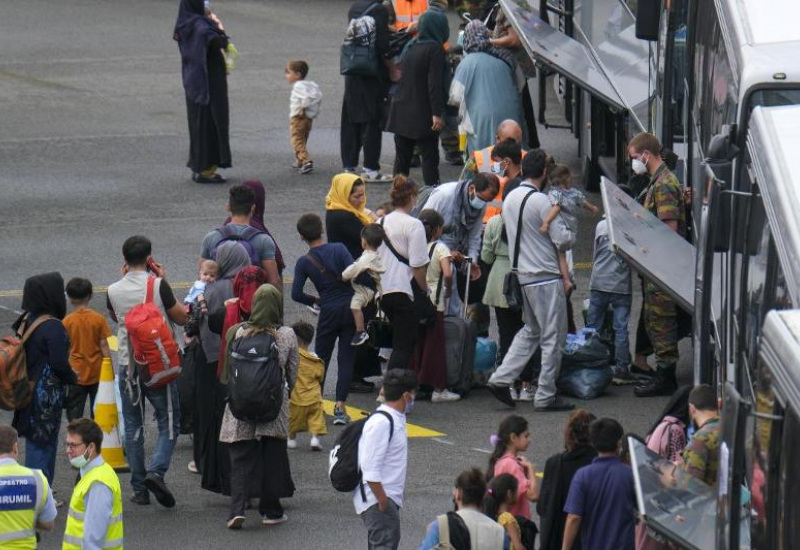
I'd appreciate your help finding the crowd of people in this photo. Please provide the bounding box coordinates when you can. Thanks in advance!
[0,0,709,548]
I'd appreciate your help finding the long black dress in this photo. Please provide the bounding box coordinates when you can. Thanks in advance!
[186,41,231,173]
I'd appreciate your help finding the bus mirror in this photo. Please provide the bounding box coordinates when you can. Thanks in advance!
[708,125,740,161]
[705,159,733,252]
[635,0,660,41]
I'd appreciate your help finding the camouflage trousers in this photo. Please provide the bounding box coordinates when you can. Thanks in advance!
[643,280,679,366]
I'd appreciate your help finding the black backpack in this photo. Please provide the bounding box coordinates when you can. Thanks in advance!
[329,410,393,499]
[228,329,283,423]
[212,225,264,266]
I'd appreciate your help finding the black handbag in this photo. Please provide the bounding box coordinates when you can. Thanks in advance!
[340,2,381,78]
[503,187,538,311]
[366,305,393,349]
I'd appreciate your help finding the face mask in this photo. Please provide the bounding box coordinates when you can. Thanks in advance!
[469,196,486,210]
[631,156,648,175]
[404,395,415,415]
[69,448,91,469]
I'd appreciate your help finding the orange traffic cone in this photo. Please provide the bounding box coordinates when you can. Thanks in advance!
[94,357,129,472]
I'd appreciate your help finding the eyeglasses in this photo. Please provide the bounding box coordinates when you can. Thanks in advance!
[64,442,86,451]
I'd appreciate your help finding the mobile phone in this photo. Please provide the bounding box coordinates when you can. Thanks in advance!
[146,257,158,273]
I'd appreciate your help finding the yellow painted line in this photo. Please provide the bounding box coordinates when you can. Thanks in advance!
[0,276,294,298]
[574,261,593,271]
[322,400,445,438]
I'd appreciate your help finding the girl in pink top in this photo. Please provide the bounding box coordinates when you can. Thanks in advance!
[486,414,539,520]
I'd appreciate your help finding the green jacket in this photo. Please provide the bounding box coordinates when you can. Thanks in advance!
[481,215,510,308]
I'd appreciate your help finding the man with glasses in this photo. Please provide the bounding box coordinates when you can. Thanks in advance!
[63,419,124,550]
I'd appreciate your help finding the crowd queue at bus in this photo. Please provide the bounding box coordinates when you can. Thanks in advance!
[0,0,724,549]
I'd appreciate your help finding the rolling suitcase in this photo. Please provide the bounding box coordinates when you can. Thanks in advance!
[444,260,477,396]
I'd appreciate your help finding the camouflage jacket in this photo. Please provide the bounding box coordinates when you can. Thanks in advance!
[682,417,721,486]
[642,163,687,237]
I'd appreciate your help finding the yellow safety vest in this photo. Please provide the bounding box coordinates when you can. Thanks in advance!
[63,461,123,550]
[0,461,47,550]
[392,0,429,30]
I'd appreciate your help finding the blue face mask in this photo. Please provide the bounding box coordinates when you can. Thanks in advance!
[469,196,486,210]
[203,0,211,12]
[404,394,415,415]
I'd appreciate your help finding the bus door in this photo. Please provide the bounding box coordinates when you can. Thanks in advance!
[600,177,694,312]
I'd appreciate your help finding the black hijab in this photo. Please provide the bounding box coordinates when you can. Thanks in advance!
[21,272,66,320]
[173,0,225,105]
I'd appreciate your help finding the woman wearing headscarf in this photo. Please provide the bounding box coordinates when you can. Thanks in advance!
[450,20,523,155]
[174,0,232,184]
[324,173,382,392]
[224,180,286,273]
[194,242,251,494]
[219,284,296,529]
[11,272,77,488]
[386,10,450,187]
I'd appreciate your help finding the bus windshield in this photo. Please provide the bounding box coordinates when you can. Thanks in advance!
[749,88,800,108]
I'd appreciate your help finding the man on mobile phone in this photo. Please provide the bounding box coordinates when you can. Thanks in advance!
[107,236,187,508]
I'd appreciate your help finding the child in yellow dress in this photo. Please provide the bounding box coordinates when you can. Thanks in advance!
[484,473,525,550]
[288,321,327,451]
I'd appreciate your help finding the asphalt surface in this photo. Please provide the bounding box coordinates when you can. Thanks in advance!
[0,1,693,548]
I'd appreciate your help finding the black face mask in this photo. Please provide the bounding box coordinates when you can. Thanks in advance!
[452,497,459,511]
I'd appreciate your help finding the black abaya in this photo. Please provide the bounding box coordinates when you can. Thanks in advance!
[186,42,231,173]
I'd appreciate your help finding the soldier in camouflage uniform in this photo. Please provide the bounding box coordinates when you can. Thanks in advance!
[681,385,721,485]
[627,133,686,397]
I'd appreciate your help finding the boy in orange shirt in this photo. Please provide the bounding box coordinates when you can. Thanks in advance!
[63,277,112,421]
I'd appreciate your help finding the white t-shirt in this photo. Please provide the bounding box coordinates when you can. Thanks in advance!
[353,405,408,515]
[426,241,451,312]
[378,211,429,298]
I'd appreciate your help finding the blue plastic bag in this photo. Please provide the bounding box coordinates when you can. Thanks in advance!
[557,365,613,400]
[475,337,498,373]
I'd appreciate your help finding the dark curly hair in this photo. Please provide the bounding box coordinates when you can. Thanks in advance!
[389,175,419,208]
[564,409,596,452]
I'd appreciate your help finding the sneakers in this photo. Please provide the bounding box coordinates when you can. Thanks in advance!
[487,384,516,408]
[310,436,322,451]
[144,473,175,508]
[187,460,199,474]
[287,438,297,450]
[333,407,351,425]
[299,161,313,174]
[432,389,461,403]
[534,397,575,412]
[130,492,150,506]
[262,514,288,526]
[509,387,519,401]
[351,330,369,346]
[227,515,245,530]
[611,365,637,385]
[361,169,392,183]
[517,388,534,402]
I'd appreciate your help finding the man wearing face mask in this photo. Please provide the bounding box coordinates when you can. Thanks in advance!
[422,172,500,316]
[484,138,524,222]
[354,369,418,550]
[462,119,524,181]
[63,419,123,550]
[0,426,57,548]
[626,132,686,398]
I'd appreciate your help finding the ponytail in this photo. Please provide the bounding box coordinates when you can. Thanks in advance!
[483,474,519,520]
[486,414,529,479]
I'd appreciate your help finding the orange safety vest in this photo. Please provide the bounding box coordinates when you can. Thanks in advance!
[476,147,527,222]
[392,0,429,30]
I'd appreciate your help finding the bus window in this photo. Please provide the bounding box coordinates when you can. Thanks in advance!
[777,408,800,548]
[749,89,800,109]
[750,363,780,549]
[740,195,769,383]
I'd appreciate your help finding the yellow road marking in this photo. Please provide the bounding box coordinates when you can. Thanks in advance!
[322,400,445,438]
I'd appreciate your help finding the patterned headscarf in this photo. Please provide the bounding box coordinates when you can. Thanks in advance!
[462,19,492,54]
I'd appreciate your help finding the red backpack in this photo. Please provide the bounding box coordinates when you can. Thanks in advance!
[125,277,181,388]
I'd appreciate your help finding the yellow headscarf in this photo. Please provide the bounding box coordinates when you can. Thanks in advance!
[325,173,373,226]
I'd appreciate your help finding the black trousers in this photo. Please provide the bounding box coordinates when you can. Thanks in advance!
[494,306,541,383]
[229,438,294,520]
[65,384,98,421]
[394,134,440,186]
[341,103,382,171]
[381,292,419,371]
[521,81,540,150]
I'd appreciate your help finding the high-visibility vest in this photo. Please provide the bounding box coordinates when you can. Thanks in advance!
[0,461,47,550]
[392,0,429,30]
[472,145,495,175]
[63,461,123,550]
[476,147,528,221]
[483,176,508,223]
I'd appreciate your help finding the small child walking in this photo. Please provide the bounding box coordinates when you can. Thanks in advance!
[285,60,322,175]
[486,414,539,521]
[62,278,112,421]
[341,224,385,346]
[288,321,327,451]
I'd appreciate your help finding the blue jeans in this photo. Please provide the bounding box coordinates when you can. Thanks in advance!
[119,368,181,494]
[586,290,632,367]
[25,436,58,486]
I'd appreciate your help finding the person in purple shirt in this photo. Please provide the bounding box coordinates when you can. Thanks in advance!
[562,418,635,550]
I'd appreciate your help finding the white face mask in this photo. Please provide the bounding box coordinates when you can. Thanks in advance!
[69,447,91,469]
[631,155,648,175]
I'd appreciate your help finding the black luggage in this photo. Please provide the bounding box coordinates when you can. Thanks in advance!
[444,261,477,396]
